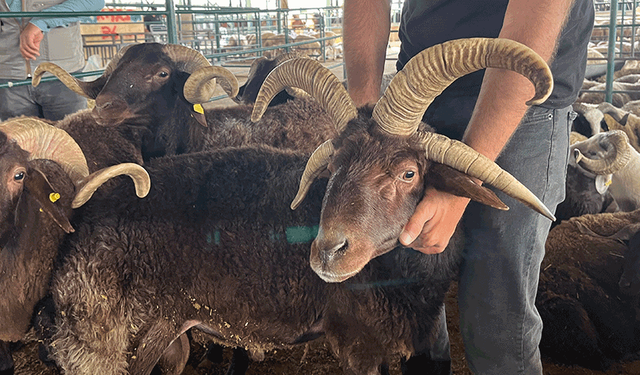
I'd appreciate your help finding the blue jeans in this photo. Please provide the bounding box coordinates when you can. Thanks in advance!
[0,76,87,121]
[428,105,573,374]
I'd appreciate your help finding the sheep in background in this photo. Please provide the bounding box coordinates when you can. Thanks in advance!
[537,209,640,370]
[234,52,303,106]
[571,102,605,138]
[34,43,338,159]
[577,81,640,107]
[554,103,615,225]
[571,130,640,212]
[291,34,322,58]
[602,111,640,152]
[311,30,340,60]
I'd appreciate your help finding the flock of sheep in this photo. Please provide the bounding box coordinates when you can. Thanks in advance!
[225,30,341,61]
[0,36,639,375]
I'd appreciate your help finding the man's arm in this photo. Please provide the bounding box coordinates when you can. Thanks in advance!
[20,0,105,60]
[399,0,576,253]
[343,0,390,107]
[30,0,105,31]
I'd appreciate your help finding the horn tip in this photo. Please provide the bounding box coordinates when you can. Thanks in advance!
[137,186,151,198]
[290,199,301,210]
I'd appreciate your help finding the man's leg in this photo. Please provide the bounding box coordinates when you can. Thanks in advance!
[0,82,41,121]
[34,78,87,121]
[458,106,572,375]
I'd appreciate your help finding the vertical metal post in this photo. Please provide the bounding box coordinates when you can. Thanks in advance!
[165,0,178,43]
[215,13,221,62]
[605,0,619,103]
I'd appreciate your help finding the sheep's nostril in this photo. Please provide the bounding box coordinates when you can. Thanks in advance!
[326,239,348,261]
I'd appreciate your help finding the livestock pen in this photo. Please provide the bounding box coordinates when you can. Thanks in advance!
[5,1,640,375]
[0,1,349,105]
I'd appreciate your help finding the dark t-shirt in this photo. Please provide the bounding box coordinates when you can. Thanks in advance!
[395,0,595,138]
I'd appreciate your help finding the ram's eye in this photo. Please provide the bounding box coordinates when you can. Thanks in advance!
[158,70,169,78]
[401,170,415,181]
[14,171,25,181]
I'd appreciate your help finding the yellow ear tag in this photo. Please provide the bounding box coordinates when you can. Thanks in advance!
[193,104,204,114]
[605,179,612,187]
[49,192,61,203]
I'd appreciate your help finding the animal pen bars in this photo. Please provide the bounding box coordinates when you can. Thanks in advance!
[0,2,344,93]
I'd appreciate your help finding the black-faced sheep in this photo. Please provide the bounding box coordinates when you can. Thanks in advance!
[33,43,338,160]
[537,209,640,370]
[0,120,150,373]
[45,37,555,375]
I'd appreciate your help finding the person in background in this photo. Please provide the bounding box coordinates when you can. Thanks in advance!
[0,0,105,121]
[343,0,594,374]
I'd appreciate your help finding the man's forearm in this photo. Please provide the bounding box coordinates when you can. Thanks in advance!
[31,0,105,31]
[343,0,390,106]
[463,0,576,161]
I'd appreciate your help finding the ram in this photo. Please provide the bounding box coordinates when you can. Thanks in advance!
[33,43,337,159]
[0,120,149,373]
[46,38,554,375]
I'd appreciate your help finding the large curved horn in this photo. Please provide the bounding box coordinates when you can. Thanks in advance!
[163,44,219,104]
[291,140,334,209]
[72,163,151,208]
[32,44,134,99]
[373,38,553,136]
[573,130,631,175]
[417,131,555,220]
[183,66,240,104]
[250,58,357,133]
[0,117,89,184]
[162,44,212,74]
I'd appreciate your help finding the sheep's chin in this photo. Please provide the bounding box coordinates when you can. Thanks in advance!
[312,266,363,283]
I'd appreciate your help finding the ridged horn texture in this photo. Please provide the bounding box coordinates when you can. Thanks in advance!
[290,140,334,209]
[183,66,240,104]
[72,163,151,208]
[417,131,555,220]
[162,44,220,103]
[372,38,554,136]
[250,58,358,132]
[574,130,631,175]
[32,44,134,99]
[0,117,89,184]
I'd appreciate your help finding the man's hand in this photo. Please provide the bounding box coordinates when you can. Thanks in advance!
[399,187,470,254]
[20,22,44,60]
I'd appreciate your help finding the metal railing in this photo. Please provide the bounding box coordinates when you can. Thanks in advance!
[0,3,344,97]
[589,0,640,103]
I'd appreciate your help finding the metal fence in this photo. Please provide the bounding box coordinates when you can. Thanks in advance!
[588,0,640,102]
[0,2,344,94]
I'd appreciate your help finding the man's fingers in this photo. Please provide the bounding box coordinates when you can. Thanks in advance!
[399,198,435,246]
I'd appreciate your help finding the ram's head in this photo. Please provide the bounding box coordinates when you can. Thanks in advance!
[252,38,555,282]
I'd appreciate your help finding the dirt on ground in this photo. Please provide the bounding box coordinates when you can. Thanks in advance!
[11,282,640,375]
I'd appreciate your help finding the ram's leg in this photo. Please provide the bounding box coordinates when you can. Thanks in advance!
[152,333,190,375]
[129,320,197,375]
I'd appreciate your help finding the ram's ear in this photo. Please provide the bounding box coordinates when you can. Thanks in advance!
[23,168,74,233]
[428,163,509,210]
[191,104,208,127]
